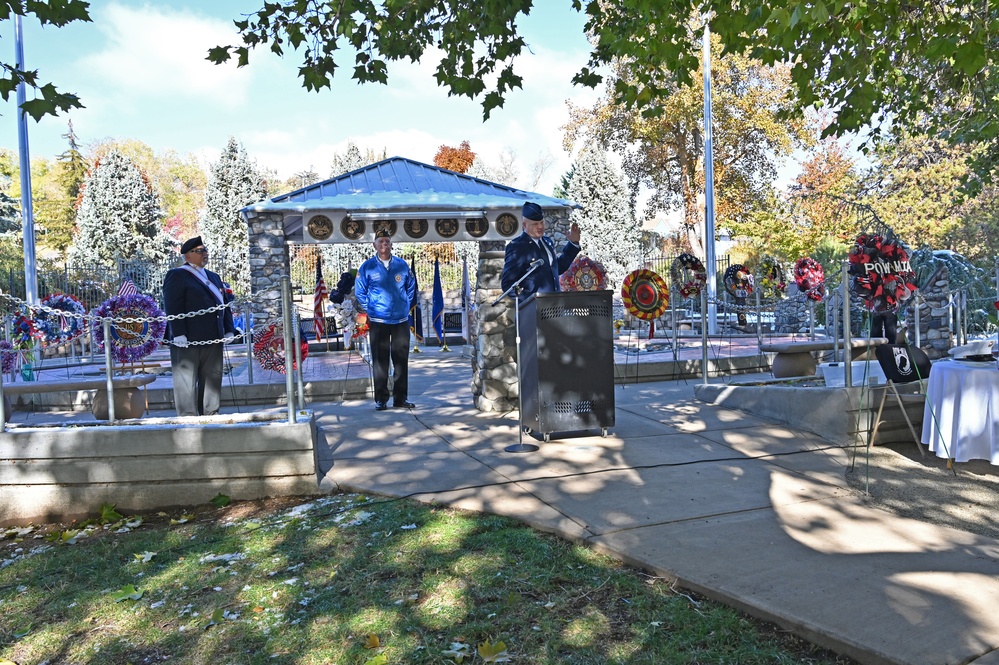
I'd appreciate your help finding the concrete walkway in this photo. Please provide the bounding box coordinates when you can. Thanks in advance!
[315,351,999,665]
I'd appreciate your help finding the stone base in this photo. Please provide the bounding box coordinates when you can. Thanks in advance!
[91,388,145,420]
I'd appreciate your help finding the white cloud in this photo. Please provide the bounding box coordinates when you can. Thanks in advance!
[81,3,253,107]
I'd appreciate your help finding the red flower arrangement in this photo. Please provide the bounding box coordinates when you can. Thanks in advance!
[847,234,918,313]
[669,253,707,299]
[793,257,825,302]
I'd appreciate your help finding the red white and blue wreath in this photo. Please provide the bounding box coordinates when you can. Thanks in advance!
[793,257,825,302]
[848,234,918,313]
[92,293,167,364]
[669,253,707,299]
[35,293,86,345]
[723,264,754,298]
[253,321,309,374]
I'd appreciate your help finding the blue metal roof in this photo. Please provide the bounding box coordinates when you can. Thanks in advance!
[242,156,578,242]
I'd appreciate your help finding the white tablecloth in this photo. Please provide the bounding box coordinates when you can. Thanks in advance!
[921,361,999,464]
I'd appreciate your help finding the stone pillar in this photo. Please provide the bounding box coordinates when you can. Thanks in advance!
[906,263,951,359]
[471,241,517,412]
[245,212,289,325]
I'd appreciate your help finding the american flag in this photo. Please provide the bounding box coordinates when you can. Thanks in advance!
[314,255,328,340]
[118,278,138,297]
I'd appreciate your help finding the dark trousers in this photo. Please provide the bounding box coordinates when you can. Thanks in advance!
[871,312,898,343]
[368,321,410,404]
[170,343,224,416]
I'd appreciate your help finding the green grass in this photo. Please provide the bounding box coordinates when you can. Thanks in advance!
[0,493,853,664]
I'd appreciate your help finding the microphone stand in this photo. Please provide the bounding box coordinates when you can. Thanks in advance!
[492,260,544,453]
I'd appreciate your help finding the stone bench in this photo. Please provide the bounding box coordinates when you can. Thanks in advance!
[2,374,158,421]
[759,338,888,378]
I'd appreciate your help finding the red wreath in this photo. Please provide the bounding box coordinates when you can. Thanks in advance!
[253,321,309,374]
[848,234,918,313]
[621,269,669,339]
[793,257,825,302]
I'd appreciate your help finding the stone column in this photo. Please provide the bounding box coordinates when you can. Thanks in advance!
[245,211,289,325]
[906,263,951,359]
[471,241,517,412]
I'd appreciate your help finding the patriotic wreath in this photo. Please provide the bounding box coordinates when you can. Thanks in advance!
[559,255,608,291]
[793,257,825,302]
[253,321,309,374]
[93,293,167,364]
[669,253,707,299]
[723,264,754,298]
[756,257,786,301]
[35,293,86,345]
[0,340,15,374]
[621,269,669,321]
[848,234,918,313]
[10,311,42,350]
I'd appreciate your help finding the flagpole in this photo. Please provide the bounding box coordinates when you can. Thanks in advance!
[15,14,38,306]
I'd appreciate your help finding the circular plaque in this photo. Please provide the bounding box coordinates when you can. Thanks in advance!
[341,217,365,240]
[436,218,459,238]
[403,219,428,238]
[307,214,334,241]
[465,217,488,238]
[373,220,397,237]
[496,213,519,237]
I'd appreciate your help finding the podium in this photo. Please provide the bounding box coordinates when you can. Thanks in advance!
[518,290,615,441]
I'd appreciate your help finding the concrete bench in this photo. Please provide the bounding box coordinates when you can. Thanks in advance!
[2,375,157,421]
[760,338,888,378]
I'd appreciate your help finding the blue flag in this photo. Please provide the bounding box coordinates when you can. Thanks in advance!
[408,257,424,343]
[432,258,445,344]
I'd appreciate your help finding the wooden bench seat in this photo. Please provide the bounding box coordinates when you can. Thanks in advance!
[2,375,157,421]
[759,338,888,378]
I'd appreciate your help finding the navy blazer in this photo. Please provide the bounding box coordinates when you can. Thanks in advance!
[162,265,237,343]
[500,232,580,298]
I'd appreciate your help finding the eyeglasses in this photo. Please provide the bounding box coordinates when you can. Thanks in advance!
[190,248,209,254]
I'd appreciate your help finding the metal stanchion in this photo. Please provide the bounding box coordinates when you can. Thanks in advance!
[103,318,116,422]
[244,300,254,385]
[281,278,295,424]
[842,262,852,387]
[293,309,305,411]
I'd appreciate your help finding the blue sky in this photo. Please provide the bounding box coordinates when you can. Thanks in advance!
[0,1,600,195]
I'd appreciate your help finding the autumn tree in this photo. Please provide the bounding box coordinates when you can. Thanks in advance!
[565,34,811,258]
[434,141,475,174]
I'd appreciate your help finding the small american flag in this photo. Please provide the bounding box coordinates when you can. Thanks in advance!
[118,278,139,297]
[314,256,328,340]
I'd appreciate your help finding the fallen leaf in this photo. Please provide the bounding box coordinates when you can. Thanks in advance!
[364,633,381,649]
[478,640,510,662]
[110,585,143,602]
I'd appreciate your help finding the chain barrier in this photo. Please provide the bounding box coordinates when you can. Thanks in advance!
[0,290,263,348]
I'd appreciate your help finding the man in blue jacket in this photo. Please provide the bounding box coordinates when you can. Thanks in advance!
[355,228,418,411]
[501,201,581,299]
[163,236,237,416]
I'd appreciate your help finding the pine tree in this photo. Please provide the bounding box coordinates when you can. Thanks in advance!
[199,137,266,292]
[39,120,89,254]
[564,145,640,288]
[70,148,170,268]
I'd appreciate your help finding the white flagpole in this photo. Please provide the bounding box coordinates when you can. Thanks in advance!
[15,14,39,306]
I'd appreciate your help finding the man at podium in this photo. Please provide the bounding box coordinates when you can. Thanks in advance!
[501,201,581,298]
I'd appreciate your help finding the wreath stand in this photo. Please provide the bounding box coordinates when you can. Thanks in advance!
[492,260,544,453]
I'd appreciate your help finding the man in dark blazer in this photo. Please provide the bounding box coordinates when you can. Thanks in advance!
[501,201,581,299]
[163,236,237,416]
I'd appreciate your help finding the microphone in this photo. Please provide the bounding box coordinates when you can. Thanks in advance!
[529,258,544,268]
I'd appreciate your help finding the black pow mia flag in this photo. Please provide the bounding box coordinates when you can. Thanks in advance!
[875,344,932,384]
